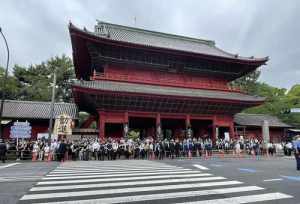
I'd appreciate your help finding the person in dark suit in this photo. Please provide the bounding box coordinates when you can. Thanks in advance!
[58,140,67,162]
[0,139,7,163]
[293,135,300,171]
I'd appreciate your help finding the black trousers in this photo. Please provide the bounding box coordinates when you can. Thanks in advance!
[0,154,6,163]
[175,149,180,158]
[295,154,300,170]
[107,150,113,160]
[98,151,105,160]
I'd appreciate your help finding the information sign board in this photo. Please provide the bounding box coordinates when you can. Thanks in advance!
[10,121,32,139]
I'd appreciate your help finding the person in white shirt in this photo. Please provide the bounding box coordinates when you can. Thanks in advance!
[112,140,118,160]
[44,144,50,160]
[32,141,39,161]
[92,140,100,160]
[235,140,241,157]
[50,140,58,161]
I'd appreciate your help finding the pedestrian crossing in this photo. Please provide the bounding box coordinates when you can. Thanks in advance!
[19,160,293,204]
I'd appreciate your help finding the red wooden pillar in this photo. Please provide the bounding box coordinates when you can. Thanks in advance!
[185,114,191,128]
[124,112,129,123]
[98,111,105,142]
[156,113,161,141]
[229,123,235,140]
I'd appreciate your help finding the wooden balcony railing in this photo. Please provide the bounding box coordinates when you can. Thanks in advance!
[91,72,243,93]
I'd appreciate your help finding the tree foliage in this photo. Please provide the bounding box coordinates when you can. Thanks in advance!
[230,70,261,94]
[0,67,20,100]
[1,55,75,102]
[244,83,300,127]
[231,70,300,127]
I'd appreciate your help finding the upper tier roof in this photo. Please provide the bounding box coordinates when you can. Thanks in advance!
[96,21,269,62]
[72,20,268,63]
[69,21,268,80]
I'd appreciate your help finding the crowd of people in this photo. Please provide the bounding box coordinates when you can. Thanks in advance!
[0,136,294,162]
[1,136,299,171]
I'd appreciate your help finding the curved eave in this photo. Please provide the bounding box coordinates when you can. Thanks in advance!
[69,23,268,80]
[69,24,93,79]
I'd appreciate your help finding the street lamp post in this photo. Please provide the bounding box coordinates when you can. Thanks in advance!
[48,71,57,140]
[0,27,10,139]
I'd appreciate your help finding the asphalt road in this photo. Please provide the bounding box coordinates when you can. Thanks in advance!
[0,157,299,204]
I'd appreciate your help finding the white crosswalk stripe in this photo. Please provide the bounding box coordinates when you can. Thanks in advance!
[47,168,194,176]
[0,162,21,169]
[30,179,242,192]
[50,167,188,173]
[37,173,223,185]
[43,171,208,180]
[19,160,293,204]
[47,169,199,176]
[50,168,176,173]
[173,193,293,204]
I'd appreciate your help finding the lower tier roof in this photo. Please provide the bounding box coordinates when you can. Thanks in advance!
[2,100,78,120]
[72,80,264,115]
[234,113,291,128]
[72,80,264,103]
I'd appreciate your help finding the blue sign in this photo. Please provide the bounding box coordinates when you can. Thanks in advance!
[10,121,32,139]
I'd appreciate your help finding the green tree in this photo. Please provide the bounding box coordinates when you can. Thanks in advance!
[244,82,300,127]
[13,55,75,102]
[0,67,20,100]
[230,70,261,94]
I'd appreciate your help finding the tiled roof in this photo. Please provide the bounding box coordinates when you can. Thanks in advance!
[234,113,291,127]
[88,21,268,62]
[73,80,265,102]
[2,100,78,119]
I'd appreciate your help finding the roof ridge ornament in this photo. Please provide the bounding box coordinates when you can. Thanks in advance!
[95,21,110,38]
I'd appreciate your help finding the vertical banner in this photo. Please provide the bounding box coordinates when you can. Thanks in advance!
[53,114,72,138]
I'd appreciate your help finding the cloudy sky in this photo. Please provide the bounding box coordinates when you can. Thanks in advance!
[0,0,299,89]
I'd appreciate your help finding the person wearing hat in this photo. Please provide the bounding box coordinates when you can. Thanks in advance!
[0,139,7,163]
[293,135,300,171]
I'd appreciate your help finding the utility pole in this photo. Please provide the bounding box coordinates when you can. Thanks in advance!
[0,27,10,139]
[48,71,56,140]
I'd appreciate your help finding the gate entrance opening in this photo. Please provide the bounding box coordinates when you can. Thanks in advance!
[191,119,213,140]
[129,117,156,140]
[161,118,185,140]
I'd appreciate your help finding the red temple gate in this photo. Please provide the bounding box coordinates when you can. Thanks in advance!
[69,21,268,143]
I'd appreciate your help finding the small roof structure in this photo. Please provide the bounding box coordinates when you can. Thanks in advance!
[2,100,78,120]
[73,80,265,103]
[234,113,291,128]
